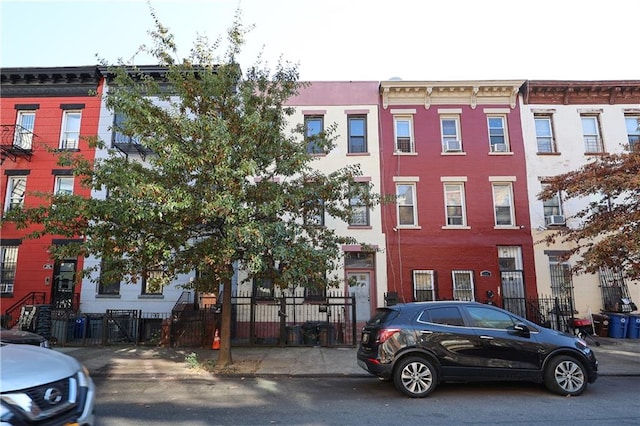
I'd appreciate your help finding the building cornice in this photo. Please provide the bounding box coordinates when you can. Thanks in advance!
[0,66,102,98]
[521,80,640,105]
[379,80,525,110]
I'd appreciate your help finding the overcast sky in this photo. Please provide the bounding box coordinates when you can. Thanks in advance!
[2,0,639,81]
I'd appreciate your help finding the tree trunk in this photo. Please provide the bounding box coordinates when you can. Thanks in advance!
[216,275,233,367]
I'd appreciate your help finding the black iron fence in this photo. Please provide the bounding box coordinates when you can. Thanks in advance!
[19,291,357,348]
[502,295,574,332]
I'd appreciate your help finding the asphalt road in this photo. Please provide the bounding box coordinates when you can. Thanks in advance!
[93,376,640,425]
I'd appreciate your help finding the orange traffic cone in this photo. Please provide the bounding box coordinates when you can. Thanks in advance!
[211,329,221,350]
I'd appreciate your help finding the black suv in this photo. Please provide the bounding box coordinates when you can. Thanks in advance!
[357,301,598,398]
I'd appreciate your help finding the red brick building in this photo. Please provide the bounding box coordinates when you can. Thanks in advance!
[378,80,538,314]
[1,66,103,325]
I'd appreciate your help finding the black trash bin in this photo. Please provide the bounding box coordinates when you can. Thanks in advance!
[286,325,302,345]
[302,321,319,345]
[318,322,336,346]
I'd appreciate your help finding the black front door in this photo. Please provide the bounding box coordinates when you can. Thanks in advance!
[52,259,77,309]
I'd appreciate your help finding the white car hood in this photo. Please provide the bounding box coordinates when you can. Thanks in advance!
[0,343,81,392]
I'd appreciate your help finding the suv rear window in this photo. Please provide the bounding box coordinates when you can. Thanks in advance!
[421,307,465,326]
[366,308,399,326]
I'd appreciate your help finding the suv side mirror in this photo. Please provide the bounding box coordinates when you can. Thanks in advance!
[513,323,530,338]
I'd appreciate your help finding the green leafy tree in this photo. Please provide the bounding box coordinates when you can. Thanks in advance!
[538,145,640,281]
[5,9,380,366]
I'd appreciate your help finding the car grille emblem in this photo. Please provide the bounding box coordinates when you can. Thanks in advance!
[43,388,63,405]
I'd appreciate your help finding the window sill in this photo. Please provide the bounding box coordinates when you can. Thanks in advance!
[396,225,422,230]
[347,152,370,156]
[348,225,372,230]
[55,148,80,152]
[584,152,608,156]
[138,294,164,299]
[0,293,14,298]
[96,294,121,299]
[488,152,514,156]
[536,151,561,156]
[441,225,471,230]
[441,152,466,156]
[493,225,520,230]
[393,152,418,156]
[308,153,328,157]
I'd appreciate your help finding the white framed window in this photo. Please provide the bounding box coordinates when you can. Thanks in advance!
[304,198,325,226]
[413,270,435,302]
[4,176,27,212]
[54,176,74,196]
[349,182,369,226]
[98,258,121,295]
[542,185,564,226]
[581,115,603,153]
[487,116,509,152]
[492,183,514,226]
[142,267,165,295]
[534,115,556,153]
[14,111,36,149]
[305,115,324,154]
[625,115,639,150]
[441,116,462,152]
[444,183,466,226]
[396,183,417,226]
[1,246,19,290]
[452,270,474,301]
[394,116,414,153]
[60,111,81,149]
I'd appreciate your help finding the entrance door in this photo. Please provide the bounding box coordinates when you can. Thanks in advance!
[498,246,526,317]
[348,272,371,321]
[52,260,77,309]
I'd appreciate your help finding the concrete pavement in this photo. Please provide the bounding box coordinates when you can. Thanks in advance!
[54,336,639,380]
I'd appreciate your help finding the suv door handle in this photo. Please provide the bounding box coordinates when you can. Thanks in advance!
[419,330,433,335]
[480,335,494,340]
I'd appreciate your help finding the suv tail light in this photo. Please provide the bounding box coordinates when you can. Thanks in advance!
[376,328,400,343]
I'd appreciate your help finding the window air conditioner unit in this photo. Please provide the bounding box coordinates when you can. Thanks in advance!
[545,215,566,226]
[491,143,507,152]
[445,140,461,152]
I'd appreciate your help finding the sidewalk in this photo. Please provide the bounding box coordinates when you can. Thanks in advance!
[55,336,639,380]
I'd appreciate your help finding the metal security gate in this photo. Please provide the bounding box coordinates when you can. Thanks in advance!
[230,292,357,347]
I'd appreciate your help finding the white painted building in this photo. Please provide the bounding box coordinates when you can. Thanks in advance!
[520,80,640,317]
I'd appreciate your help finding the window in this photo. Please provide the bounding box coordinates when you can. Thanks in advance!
[349,183,369,226]
[304,198,325,226]
[112,112,141,145]
[466,306,516,329]
[305,116,324,154]
[14,111,35,149]
[423,307,465,326]
[396,183,417,226]
[394,116,413,153]
[542,185,564,225]
[4,176,27,212]
[534,115,556,153]
[625,115,640,150]
[487,116,509,152]
[1,246,18,294]
[548,255,574,300]
[60,111,81,149]
[441,116,462,152]
[142,267,165,295]
[348,115,367,153]
[452,270,474,301]
[253,277,274,299]
[413,270,435,302]
[304,271,326,301]
[581,115,603,153]
[492,183,514,226]
[54,176,74,196]
[444,183,466,226]
[98,259,121,295]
